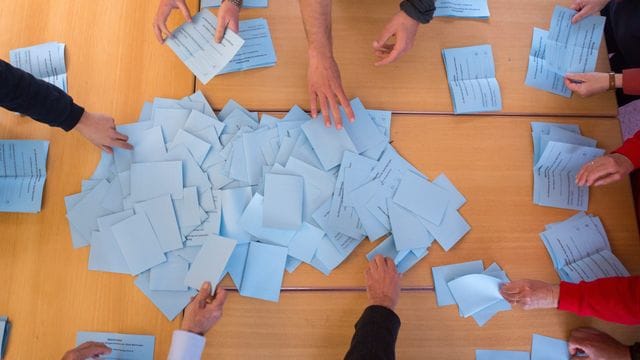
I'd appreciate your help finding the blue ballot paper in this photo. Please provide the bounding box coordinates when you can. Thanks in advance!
[544,6,605,76]
[288,222,324,263]
[442,44,502,114]
[263,173,304,229]
[110,214,167,275]
[135,271,197,321]
[531,334,571,360]
[432,260,484,306]
[220,18,277,74]
[447,274,504,317]
[184,235,236,289]
[76,331,155,360]
[302,117,357,170]
[0,140,49,213]
[434,0,490,19]
[476,350,530,360]
[166,10,245,84]
[526,28,572,97]
[10,42,67,92]
[201,0,268,8]
[239,241,288,302]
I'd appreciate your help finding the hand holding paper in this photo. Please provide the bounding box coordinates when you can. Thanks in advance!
[62,342,112,360]
[575,153,634,187]
[366,255,402,310]
[499,279,559,310]
[153,0,193,43]
[182,282,228,335]
[74,112,133,154]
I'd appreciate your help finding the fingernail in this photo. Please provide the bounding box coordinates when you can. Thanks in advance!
[204,282,211,290]
[337,124,343,130]
[349,117,355,123]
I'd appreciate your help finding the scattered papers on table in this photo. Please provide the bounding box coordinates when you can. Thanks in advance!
[476,334,570,360]
[434,0,490,19]
[220,18,277,74]
[201,0,268,8]
[10,42,67,92]
[540,212,629,283]
[67,90,469,318]
[0,316,10,359]
[531,122,604,210]
[166,10,245,84]
[76,332,155,360]
[432,261,511,326]
[544,6,605,76]
[0,140,49,213]
[475,350,530,360]
[442,44,502,114]
[525,28,572,97]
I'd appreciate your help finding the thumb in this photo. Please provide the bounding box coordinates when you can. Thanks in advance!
[374,25,395,50]
[571,8,590,24]
[215,17,227,43]
[196,281,213,306]
[177,1,192,22]
[77,342,112,358]
[211,285,228,307]
[565,73,588,82]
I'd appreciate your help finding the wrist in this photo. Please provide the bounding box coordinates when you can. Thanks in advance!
[370,297,396,311]
[221,0,242,8]
[550,284,560,308]
[308,46,333,61]
[615,73,623,89]
[180,325,204,336]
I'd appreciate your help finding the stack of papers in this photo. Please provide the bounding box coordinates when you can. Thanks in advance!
[201,0,268,8]
[476,333,571,360]
[432,261,511,326]
[219,18,277,75]
[67,91,469,317]
[434,0,490,19]
[10,42,67,92]
[531,122,604,211]
[0,140,50,213]
[0,316,10,359]
[442,44,502,114]
[525,28,572,97]
[540,212,629,283]
[76,332,154,360]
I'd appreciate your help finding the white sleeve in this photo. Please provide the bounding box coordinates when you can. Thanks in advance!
[167,330,206,360]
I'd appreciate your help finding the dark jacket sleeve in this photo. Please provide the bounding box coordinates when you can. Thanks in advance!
[400,0,436,24]
[344,305,401,360]
[0,59,84,131]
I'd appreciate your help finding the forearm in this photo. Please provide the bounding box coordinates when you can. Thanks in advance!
[613,130,640,170]
[0,59,83,131]
[344,305,401,360]
[299,0,333,58]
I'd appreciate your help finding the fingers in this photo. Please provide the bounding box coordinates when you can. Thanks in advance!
[101,145,114,154]
[328,95,343,130]
[374,24,395,53]
[564,78,583,93]
[228,18,240,34]
[76,342,112,358]
[571,7,591,24]
[113,130,129,142]
[336,89,355,123]
[160,21,173,42]
[319,95,331,128]
[111,139,134,151]
[374,254,386,269]
[196,281,213,307]
[593,173,621,186]
[309,91,319,118]
[215,17,227,43]
[375,46,403,66]
[211,285,228,308]
[153,23,165,43]
[176,1,192,22]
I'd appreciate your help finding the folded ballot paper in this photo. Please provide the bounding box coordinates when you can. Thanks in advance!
[434,0,490,19]
[476,333,572,360]
[166,10,276,84]
[0,316,10,359]
[432,261,511,326]
[540,212,629,283]
[10,42,68,92]
[65,91,470,319]
[531,122,604,211]
[442,44,502,114]
[0,140,50,213]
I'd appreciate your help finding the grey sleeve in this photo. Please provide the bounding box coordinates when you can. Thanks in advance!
[400,0,436,24]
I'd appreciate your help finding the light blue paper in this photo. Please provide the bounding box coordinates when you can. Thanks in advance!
[149,255,189,291]
[388,200,434,251]
[301,117,357,170]
[184,235,236,290]
[220,18,277,74]
[224,242,250,288]
[10,42,67,92]
[432,260,484,306]
[476,350,530,360]
[239,242,288,302]
[434,0,490,19]
[134,271,196,321]
[288,222,324,262]
[526,28,572,97]
[130,161,183,202]
[393,170,450,225]
[76,331,155,360]
[133,195,183,252]
[340,98,387,154]
[220,187,253,243]
[110,213,167,275]
[531,334,570,360]
[447,273,504,317]
[419,206,470,252]
[263,173,304,229]
[240,194,296,246]
[0,140,49,213]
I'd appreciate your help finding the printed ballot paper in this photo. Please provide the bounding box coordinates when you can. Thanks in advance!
[0,140,49,213]
[219,18,277,74]
[531,122,604,210]
[66,92,471,319]
[10,42,67,92]
[475,334,570,360]
[434,0,490,19]
[526,28,572,97]
[442,45,502,114]
[76,332,155,360]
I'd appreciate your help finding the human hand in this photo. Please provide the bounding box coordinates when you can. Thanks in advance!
[215,0,240,43]
[564,72,610,97]
[575,154,634,187]
[181,282,228,336]
[307,53,354,129]
[372,11,419,66]
[570,0,610,23]
[499,279,559,310]
[61,341,111,360]
[74,112,133,154]
[153,0,192,43]
[569,327,631,360]
[365,255,401,311]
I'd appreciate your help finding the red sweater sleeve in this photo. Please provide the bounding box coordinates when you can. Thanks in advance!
[613,130,640,170]
[558,276,640,325]
[623,69,640,95]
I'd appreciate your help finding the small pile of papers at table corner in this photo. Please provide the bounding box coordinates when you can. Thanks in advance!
[431,260,510,326]
[476,333,572,360]
[0,316,10,359]
[540,211,629,283]
[531,121,604,211]
[433,0,490,19]
[64,90,471,320]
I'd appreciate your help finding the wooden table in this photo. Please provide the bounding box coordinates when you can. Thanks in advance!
[198,0,618,117]
[1,0,637,359]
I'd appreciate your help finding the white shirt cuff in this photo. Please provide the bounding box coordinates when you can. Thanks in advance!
[167,330,206,360]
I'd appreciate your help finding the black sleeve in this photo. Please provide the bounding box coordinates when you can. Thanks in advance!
[631,342,640,360]
[400,0,436,24]
[0,59,84,131]
[344,305,401,360]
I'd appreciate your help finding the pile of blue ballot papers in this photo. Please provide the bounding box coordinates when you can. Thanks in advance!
[10,42,67,93]
[65,91,470,319]
[166,10,276,84]
[434,0,490,19]
[77,331,155,360]
[531,122,604,211]
[442,44,502,114]
[477,333,572,360]
[525,6,605,97]
[540,212,629,283]
[0,140,50,213]
[0,316,9,359]
[432,260,510,326]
